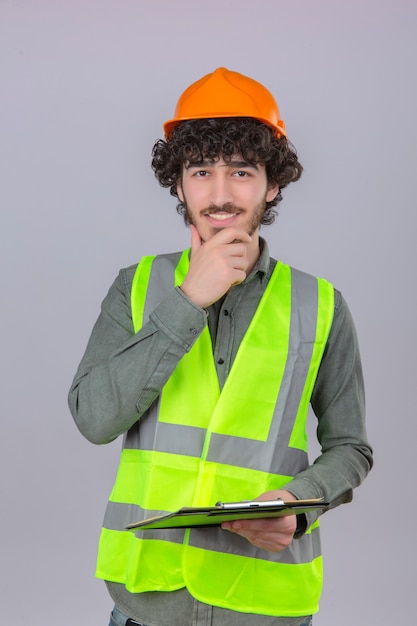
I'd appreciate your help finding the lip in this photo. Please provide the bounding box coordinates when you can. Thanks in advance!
[205,212,239,227]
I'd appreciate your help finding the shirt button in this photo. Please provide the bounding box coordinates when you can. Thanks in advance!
[223,309,229,316]
[217,358,225,365]
[190,328,198,336]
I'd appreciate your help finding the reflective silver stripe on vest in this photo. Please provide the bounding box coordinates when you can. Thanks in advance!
[188,524,321,565]
[124,418,206,456]
[207,267,316,475]
[103,500,186,544]
[103,500,320,565]
[144,252,184,322]
[124,253,185,451]
[125,262,317,478]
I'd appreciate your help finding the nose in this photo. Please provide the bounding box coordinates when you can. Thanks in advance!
[209,173,233,207]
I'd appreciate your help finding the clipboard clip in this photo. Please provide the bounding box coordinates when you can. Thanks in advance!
[215,498,285,510]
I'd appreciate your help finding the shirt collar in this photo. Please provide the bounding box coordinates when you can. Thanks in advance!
[245,236,270,283]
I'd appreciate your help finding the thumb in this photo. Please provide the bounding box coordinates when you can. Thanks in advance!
[189,224,202,256]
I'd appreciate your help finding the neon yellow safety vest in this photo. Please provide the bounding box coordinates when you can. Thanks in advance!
[96,250,335,618]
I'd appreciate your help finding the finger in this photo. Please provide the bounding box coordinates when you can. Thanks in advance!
[222,515,296,533]
[208,227,252,246]
[222,526,291,552]
[224,242,251,259]
[189,224,202,255]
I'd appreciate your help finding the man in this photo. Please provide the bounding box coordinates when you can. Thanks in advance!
[69,67,373,626]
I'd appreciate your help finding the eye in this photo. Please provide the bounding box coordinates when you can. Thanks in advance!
[234,170,251,177]
[193,170,209,177]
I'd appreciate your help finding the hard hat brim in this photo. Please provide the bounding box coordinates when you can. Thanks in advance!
[163,114,287,139]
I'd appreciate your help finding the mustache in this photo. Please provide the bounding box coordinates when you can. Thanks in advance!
[202,203,241,215]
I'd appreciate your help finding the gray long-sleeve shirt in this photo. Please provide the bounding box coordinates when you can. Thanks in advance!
[68,239,373,626]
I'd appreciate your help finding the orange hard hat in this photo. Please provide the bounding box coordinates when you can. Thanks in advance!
[163,67,287,139]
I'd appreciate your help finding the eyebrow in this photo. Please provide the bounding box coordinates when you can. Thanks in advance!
[185,159,259,170]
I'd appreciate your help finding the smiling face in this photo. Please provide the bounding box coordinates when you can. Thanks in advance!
[177,157,279,246]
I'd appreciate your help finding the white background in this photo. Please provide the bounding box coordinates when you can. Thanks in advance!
[1,1,416,624]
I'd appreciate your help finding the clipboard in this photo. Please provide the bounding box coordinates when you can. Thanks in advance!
[125,498,328,531]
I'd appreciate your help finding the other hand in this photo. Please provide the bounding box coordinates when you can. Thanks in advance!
[221,490,298,553]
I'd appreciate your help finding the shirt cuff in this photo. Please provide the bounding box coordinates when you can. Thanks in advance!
[282,478,325,537]
[149,287,208,351]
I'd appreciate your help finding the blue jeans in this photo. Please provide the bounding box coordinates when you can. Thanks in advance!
[109,607,138,626]
[109,606,312,626]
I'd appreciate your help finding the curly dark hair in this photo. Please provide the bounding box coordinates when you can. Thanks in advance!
[151,117,303,225]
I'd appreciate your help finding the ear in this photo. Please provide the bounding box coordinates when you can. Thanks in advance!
[177,181,184,202]
[266,183,279,203]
